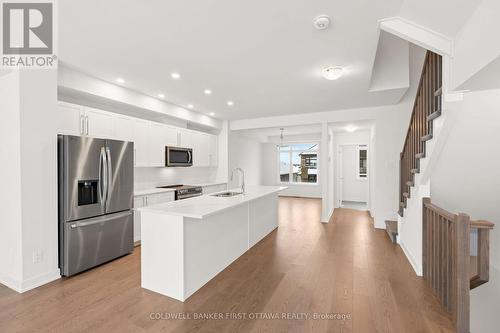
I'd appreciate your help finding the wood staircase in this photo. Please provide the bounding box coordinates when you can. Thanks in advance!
[385,220,398,243]
[395,51,495,333]
[399,51,442,216]
[422,198,494,333]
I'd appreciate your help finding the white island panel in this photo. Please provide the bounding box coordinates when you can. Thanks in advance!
[141,212,184,301]
[184,204,248,299]
[139,186,285,302]
[249,193,279,248]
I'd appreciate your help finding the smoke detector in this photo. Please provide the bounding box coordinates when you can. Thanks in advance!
[313,15,331,30]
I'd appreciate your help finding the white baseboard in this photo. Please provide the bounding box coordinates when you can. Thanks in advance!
[0,274,23,293]
[321,207,335,223]
[1,269,61,293]
[399,241,422,277]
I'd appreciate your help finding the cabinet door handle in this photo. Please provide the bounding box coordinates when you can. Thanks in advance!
[80,115,85,135]
[85,116,89,135]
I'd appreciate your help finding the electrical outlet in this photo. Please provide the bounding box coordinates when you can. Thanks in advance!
[32,250,43,264]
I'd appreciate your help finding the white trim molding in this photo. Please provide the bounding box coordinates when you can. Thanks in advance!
[378,17,453,56]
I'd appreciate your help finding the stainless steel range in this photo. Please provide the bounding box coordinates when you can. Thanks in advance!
[156,185,203,200]
[58,135,134,277]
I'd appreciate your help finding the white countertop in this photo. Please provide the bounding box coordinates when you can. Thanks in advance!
[134,188,176,197]
[139,186,286,219]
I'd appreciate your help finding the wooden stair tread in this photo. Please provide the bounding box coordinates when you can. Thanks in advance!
[410,168,419,174]
[427,110,441,122]
[421,133,433,142]
[434,86,442,96]
[406,180,414,187]
[416,152,425,159]
[385,220,398,243]
[403,192,410,198]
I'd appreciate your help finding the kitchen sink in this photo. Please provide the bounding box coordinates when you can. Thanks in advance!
[211,191,243,197]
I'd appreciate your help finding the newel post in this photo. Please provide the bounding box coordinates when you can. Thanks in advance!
[454,213,470,333]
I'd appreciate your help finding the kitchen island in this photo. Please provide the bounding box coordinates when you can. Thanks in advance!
[139,186,286,301]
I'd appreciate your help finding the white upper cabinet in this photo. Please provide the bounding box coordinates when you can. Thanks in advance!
[178,129,218,167]
[113,115,135,142]
[209,134,218,167]
[56,102,218,168]
[56,102,84,136]
[85,107,115,139]
[149,122,168,167]
[133,119,150,167]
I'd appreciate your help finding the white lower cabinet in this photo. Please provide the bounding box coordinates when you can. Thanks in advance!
[202,183,227,195]
[133,191,175,242]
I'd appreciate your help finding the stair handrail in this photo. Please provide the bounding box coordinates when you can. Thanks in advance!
[422,197,494,333]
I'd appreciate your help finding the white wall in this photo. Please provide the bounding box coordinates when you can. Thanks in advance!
[135,168,219,189]
[0,71,23,288]
[230,103,411,228]
[228,132,263,189]
[429,89,500,333]
[0,70,60,292]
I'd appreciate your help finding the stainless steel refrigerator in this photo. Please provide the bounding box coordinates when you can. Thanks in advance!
[58,135,134,276]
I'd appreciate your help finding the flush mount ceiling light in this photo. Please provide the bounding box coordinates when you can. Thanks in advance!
[345,126,357,132]
[170,72,181,80]
[227,101,234,106]
[209,112,215,116]
[115,77,125,84]
[322,66,344,80]
[313,15,331,30]
[204,89,212,95]
[187,104,194,109]
[157,93,165,99]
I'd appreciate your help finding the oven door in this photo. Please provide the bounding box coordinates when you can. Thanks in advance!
[166,147,193,167]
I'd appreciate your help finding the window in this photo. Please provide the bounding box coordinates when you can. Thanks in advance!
[357,145,368,179]
[278,143,318,184]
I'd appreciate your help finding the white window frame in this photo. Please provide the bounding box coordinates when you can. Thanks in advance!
[356,144,368,180]
[277,143,319,185]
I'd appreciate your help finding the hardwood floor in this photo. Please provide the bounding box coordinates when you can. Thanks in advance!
[0,197,455,332]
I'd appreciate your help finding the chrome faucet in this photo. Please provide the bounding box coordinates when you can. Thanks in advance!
[231,168,245,194]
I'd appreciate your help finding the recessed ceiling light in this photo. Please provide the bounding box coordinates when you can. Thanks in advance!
[227,101,234,106]
[157,93,165,99]
[170,72,181,80]
[187,104,194,109]
[345,126,357,132]
[115,77,125,84]
[322,66,344,80]
[209,112,215,116]
[204,89,212,95]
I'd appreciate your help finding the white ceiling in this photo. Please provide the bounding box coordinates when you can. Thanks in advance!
[59,0,406,120]
[58,1,478,120]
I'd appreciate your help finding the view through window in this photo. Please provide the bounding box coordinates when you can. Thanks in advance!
[279,143,318,183]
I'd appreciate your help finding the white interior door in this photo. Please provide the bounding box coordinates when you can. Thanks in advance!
[339,144,368,204]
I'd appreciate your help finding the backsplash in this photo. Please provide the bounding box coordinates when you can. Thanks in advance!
[134,167,219,190]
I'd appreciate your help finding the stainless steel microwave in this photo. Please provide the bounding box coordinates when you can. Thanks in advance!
[165,146,193,167]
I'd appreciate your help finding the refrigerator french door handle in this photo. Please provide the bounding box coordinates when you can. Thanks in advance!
[102,146,109,207]
[188,150,192,164]
[70,211,132,228]
[98,147,106,207]
[105,147,113,203]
